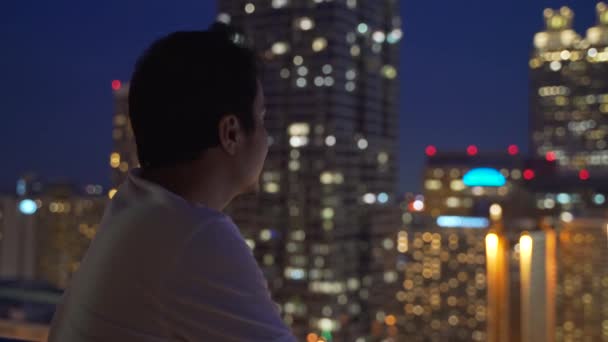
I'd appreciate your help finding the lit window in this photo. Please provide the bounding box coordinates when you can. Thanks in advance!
[387,28,403,44]
[289,160,300,171]
[550,61,562,71]
[289,136,309,147]
[345,69,357,80]
[350,45,360,57]
[324,76,334,86]
[280,68,290,79]
[264,182,280,193]
[450,180,465,191]
[322,64,333,74]
[363,193,376,204]
[244,3,255,14]
[217,13,230,24]
[296,17,315,30]
[293,55,303,65]
[297,66,308,76]
[296,78,307,88]
[346,0,357,9]
[357,23,368,34]
[259,229,272,241]
[110,152,120,168]
[446,197,460,208]
[288,123,309,136]
[357,138,368,150]
[119,161,129,172]
[321,207,334,219]
[314,76,324,87]
[325,135,336,146]
[377,192,389,203]
[372,31,386,43]
[425,179,442,190]
[312,37,328,52]
[271,42,289,55]
[381,65,397,79]
[272,0,289,8]
[320,172,333,184]
[377,152,389,164]
[345,81,356,92]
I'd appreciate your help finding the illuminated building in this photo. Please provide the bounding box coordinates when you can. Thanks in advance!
[421,148,547,220]
[555,219,608,341]
[380,213,490,341]
[530,4,608,175]
[0,177,106,289]
[109,80,138,190]
[217,1,401,340]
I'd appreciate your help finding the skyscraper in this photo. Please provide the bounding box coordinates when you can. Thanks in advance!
[530,4,608,175]
[216,1,401,340]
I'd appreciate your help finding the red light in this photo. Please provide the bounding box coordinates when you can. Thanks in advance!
[523,169,535,180]
[545,151,556,162]
[111,80,121,90]
[507,144,519,155]
[467,145,478,156]
[579,169,590,180]
[425,145,437,157]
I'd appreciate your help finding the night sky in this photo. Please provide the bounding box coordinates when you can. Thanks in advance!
[0,1,600,193]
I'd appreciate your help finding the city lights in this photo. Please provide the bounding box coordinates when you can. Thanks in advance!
[436,216,490,228]
[462,168,506,187]
[18,199,37,215]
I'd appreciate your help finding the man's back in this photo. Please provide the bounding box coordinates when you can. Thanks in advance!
[48,171,295,341]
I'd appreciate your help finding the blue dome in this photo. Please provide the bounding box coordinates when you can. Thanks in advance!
[462,168,506,187]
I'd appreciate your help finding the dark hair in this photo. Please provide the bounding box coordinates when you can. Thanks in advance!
[128,23,258,168]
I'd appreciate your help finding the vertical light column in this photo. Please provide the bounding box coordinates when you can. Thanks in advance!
[486,231,510,342]
[519,233,533,342]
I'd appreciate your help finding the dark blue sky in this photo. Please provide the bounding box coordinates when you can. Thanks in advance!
[0,1,600,193]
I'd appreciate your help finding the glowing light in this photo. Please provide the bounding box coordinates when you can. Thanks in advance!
[412,200,424,211]
[436,216,489,228]
[110,152,120,168]
[593,193,605,205]
[357,23,368,34]
[272,0,288,8]
[363,193,376,204]
[425,145,437,156]
[387,29,403,44]
[508,144,519,155]
[519,234,533,264]
[466,145,478,156]
[489,204,502,221]
[372,31,386,43]
[312,37,327,52]
[108,189,117,199]
[216,13,231,24]
[244,3,255,14]
[271,42,289,55]
[377,192,389,203]
[560,211,573,222]
[297,17,315,30]
[546,151,556,162]
[579,169,590,180]
[381,65,397,79]
[111,80,121,90]
[523,169,535,180]
[19,199,37,215]
[485,233,499,253]
[357,138,368,150]
[550,61,562,71]
[385,315,396,326]
[462,168,506,187]
[288,122,310,136]
[307,333,319,342]
[325,135,336,146]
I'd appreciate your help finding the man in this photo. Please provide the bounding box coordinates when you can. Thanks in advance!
[48,24,296,341]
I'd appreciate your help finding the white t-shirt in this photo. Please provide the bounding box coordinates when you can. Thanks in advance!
[48,170,295,342]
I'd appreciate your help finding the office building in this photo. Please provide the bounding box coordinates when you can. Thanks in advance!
[530,4,608,175]
[216,1,401,339]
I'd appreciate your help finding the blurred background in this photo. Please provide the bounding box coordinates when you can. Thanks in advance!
[1,0,607,341]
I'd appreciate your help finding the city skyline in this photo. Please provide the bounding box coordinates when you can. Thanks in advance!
[1,1,602,193]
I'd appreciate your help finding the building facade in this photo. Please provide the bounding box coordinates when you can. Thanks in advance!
[530,4,608,175]
[109,81,138,191]
[216,1,401,340]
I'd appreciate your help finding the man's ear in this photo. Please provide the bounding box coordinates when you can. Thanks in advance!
[218,114,241,156]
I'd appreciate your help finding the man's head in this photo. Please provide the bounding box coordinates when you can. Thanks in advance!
[129,24,268,195]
